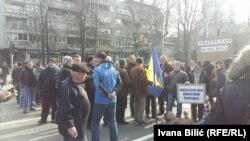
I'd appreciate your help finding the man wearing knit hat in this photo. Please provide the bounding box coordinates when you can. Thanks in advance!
[59,56,73,82]
[62,56,73,67]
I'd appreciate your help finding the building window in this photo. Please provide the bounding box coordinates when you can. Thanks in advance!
[17,34,28,41]
[98,28,111,34]
[99,39,110,46]
[54,36,67,43]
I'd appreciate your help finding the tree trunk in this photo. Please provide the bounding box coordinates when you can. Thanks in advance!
[94,14,98,55]
[40,0,45,64]
[45,13,49,61]
[80,18,86,61]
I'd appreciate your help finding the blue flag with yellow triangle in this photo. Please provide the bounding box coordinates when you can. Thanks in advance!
[146,47,164,97]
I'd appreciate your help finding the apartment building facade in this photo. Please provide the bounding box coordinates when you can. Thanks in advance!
[0,0,163,64]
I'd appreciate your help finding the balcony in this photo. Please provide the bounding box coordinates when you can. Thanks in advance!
[50,1,75,11]
[7,25,28,30]
[5,8,28,18]
[8,0,28,5]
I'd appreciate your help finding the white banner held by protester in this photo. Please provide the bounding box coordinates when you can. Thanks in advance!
[197,37,233,61]
[177,84,205,104]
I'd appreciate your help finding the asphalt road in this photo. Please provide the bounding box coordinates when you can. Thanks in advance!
[0,95,157,141]
[0,77,192,141]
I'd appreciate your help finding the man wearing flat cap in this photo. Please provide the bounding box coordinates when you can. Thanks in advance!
[56,63,90,141]
[91,52,121,141]
[38,58,60,124]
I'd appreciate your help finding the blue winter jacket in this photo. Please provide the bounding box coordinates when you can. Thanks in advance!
[94,61,120,104]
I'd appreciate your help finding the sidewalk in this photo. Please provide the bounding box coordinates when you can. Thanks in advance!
[1,75,14,90]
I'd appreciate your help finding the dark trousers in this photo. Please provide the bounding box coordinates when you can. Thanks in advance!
[116,96,127,122]
[158,89,168,114]
[87,102,93,129]
[41,95,57,121]
[64,135,87,141]
[35,89,41,104]
[191,104,204,121]
[130,94,135,117]
[145,95,156,118]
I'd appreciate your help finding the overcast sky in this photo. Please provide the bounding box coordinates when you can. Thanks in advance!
[118,0,250,24]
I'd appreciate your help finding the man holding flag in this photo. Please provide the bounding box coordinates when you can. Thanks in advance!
[146,48,164,98]
[131,58,153,126]
[145,47,165,121]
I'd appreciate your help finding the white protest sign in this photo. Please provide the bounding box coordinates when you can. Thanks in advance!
[197,37,233,61]
[177,84,205,104]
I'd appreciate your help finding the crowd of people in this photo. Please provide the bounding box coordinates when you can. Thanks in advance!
[0,45,250,140]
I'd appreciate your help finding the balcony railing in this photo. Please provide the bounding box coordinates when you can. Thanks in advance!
[7,25,28,31]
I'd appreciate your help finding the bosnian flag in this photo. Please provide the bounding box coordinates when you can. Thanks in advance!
[146,47,164,97]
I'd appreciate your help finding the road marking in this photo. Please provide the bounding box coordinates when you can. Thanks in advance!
[0,116,44,126]
[132,133,153,141]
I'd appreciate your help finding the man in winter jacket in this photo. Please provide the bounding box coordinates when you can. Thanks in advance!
[19,60,39,113]
[166,61,189,118]
[116,59,130,125]
[38,58,60,124]
[85,56,96,129]
[91,52,121,141]
[188,61,210,122]
[131,58,153,126]
[56,63,90,141]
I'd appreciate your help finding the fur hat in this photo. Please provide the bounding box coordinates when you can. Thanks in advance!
[62,56,72,66]
[227,45,250,80]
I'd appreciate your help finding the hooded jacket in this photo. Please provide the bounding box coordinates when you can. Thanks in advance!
[93,61,121,104]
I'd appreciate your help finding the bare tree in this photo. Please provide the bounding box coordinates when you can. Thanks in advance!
[28,1,41,62]
[125,0,142,57]
[163,0,176,37]
[125,0,163,57]
[36,0,53,64]
[170,0,202,65]
[72,0,91,61]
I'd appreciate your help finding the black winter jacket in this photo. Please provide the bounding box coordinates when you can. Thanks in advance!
[56,77,90,138]
[204,79,250,124]
[59,65,72,82]
[39,66,60,95]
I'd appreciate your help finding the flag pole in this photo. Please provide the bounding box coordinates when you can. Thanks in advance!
[152,47,158,125]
